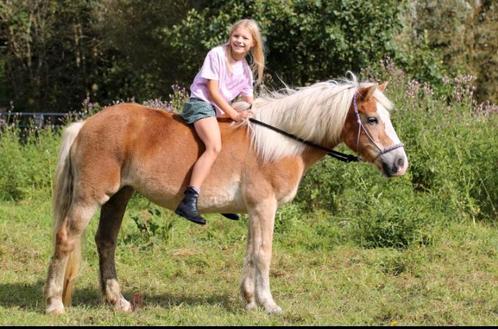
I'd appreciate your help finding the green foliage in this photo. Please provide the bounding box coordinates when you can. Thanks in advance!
[393,0,498,103]
[92,0,192,102]
[0,0,103,112]
[1,0,496,111]
[0,124,59,201]
[0,0,191,112]
[123,205,176,249]
[165,0,402,86]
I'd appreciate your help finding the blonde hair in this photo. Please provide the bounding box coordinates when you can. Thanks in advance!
[227,19,265,86]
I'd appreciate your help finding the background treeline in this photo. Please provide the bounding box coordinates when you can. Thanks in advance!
[0,0,496,113]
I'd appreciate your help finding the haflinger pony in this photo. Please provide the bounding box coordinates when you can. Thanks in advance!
[44,74,408,315]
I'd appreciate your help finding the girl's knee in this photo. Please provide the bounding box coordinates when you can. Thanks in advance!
[206,143,222,155]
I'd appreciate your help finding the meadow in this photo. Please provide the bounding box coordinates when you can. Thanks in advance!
[0,67,497,325]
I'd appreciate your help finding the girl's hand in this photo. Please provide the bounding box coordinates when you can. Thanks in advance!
[230,110,252,122]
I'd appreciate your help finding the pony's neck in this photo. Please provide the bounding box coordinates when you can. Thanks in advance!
[250,82,358,163]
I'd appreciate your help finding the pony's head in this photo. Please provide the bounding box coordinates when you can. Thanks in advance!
[341,83,408,177]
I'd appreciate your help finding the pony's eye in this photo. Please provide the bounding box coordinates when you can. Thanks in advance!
[367,117,378,125]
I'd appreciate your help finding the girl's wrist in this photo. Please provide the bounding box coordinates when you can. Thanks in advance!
[224,106,238,118]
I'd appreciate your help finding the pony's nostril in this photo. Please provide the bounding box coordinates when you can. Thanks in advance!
[396,157,404,170]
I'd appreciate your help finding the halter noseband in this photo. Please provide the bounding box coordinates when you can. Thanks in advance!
[352,93,404,160]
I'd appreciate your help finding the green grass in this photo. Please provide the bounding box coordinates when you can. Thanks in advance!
[1,196,498,325]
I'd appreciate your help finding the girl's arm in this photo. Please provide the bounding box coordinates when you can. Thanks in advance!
[207,80,251,122]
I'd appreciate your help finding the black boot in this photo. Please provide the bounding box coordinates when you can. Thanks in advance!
[175,187,206,225]
[221,213,240,220]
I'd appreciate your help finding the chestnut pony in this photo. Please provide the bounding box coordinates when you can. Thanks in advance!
[44,75,408,315]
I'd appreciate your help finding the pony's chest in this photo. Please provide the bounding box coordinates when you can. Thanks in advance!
[273,172,302,205]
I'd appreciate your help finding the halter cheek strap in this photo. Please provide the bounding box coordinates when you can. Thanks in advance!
[353,93,404,159]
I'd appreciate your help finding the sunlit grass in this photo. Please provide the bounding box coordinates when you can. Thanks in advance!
[1,196,498,325]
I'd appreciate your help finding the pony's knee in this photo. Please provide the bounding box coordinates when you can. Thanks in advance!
[254,248,272,269]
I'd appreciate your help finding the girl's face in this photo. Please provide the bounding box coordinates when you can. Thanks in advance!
[229,26,254,60]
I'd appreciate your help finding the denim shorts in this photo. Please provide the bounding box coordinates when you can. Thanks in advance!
[181,97,216,124]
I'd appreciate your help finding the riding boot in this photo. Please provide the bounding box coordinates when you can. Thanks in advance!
[221,213,240,220]
[175,187,206,225]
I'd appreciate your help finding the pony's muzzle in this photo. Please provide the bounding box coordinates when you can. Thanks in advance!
[380,151,408,177]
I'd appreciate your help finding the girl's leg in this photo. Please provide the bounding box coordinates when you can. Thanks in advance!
[175,117,221,225]
[192,117,240,221]
[189,116,222,188]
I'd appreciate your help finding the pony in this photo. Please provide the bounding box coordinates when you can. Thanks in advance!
[44,75,408,315]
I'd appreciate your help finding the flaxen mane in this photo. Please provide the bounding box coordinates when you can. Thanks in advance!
[249,74,393,162]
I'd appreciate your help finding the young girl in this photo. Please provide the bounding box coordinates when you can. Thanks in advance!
[175,19,265,225]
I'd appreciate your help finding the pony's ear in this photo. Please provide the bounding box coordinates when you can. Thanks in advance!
[358,85,376,101]
[378,81,388,92]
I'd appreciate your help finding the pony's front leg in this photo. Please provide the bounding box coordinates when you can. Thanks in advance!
[240,223,256,310]
[242,198,282,314]
[95,187,134,313]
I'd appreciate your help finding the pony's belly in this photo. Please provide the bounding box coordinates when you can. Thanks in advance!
[197,181,245,213]
[125,175,245,213]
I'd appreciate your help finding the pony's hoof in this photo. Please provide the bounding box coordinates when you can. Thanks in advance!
[245,302,257,311]
[264,303,282,314]
[114,297,132,313]
[46,299,65,315]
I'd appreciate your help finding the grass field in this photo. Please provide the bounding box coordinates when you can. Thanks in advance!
[1,194,498,325]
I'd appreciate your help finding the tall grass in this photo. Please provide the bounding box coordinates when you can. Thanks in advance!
[0,126,60,201]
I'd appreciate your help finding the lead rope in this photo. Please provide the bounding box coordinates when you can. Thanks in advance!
[248,117,359,163]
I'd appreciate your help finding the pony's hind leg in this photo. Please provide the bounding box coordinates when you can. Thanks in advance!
[95,186,134,312]
[44,201,98,314]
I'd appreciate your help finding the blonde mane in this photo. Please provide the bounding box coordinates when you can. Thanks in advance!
[249,74,393,162]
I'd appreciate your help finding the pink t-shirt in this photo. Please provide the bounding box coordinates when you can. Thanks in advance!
[190,45,254,116]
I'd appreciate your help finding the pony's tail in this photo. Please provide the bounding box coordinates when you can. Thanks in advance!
[52,121,85,306]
